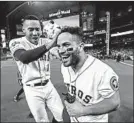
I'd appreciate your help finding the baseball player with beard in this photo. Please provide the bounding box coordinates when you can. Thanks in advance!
[9,15,70,122]
[57,27,120,122]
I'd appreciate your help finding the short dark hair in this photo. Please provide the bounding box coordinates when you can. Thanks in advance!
[61,26,83,37]
[21,15,40,23]
[22,15,43,30]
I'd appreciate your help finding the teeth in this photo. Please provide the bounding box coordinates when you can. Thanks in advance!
[63,57,68,59]
[62,56,69,60]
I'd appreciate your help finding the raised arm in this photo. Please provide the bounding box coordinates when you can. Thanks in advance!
[9,29,61,64]
[13,45,47,64]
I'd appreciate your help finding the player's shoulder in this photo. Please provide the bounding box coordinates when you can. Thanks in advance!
[9,37,25,46]
[10,37,24,42]
[94,57,112,72]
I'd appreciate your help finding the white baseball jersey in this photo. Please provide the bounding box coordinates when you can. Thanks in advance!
[9,36,52,85]
[9,37,64,122]
[61,55,119,122]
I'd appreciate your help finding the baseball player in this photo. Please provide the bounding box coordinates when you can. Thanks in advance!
[57,26,120,122]
[9,15,69,122]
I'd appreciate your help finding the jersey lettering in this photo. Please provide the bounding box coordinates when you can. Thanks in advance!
[71,86,76,95]
[66,83,70,92]
[83,95,92,103]
[40,54,46,61]
[65,83,92,104]
[78,90,83,99]
[40,52,50,61]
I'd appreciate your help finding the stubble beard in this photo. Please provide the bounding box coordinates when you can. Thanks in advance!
[71,48,80,69]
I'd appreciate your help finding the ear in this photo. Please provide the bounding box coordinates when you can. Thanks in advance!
[79,42,85,50]
[22,23,26,33]
[22,27,26,34]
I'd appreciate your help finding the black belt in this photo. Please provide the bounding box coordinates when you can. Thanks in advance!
[26,79,49,87]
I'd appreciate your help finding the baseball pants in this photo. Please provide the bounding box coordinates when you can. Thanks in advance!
[23,80,64,122]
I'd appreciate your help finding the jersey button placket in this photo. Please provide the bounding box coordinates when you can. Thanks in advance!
[38,60,44,85]
[41,72,46,84]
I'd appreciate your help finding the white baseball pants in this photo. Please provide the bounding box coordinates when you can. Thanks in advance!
[23,81,64,122]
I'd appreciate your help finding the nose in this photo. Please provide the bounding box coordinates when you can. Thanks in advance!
[33,30,38,35]
[58,47,66,55]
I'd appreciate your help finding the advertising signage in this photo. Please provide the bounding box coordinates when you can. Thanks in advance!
[49,9,71,18]
[46,4,79,20]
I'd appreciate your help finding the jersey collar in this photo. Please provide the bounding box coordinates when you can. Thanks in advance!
[23,37,39,48]
[68,55,96,81]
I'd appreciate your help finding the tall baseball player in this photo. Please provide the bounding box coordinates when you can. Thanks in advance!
[9,15,69,122]
[57,26,120,122]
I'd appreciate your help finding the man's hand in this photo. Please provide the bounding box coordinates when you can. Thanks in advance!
[62,93,75,103]
[42,21,61,50]
[44,28,61,50]
[43,21,61,40]
[64,100,84,117]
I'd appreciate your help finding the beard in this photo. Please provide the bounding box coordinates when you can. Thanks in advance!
[62,47,80,67]
[71,48,80,67]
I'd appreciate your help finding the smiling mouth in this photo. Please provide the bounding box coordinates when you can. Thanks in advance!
[33,37,38,40]
[61,55,70,62]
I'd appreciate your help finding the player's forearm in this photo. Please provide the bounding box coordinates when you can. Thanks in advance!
[81,92,120,116]
[22,35,59,63]
[45,39,56,50]
[82,98,118,116]
[15,45,47,64]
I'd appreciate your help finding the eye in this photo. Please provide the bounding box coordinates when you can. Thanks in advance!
[64,43,70,47]
[56,44,60,48]
[36,28,40,31]
[29,28,34,31]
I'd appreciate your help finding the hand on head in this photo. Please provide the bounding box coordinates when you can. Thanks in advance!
[43,20,61,39]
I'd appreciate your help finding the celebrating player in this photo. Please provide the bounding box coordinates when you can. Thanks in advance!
[9,15,68,122]
[57,26,120,122]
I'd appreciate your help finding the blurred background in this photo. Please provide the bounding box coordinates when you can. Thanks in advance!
[0,1,133,61]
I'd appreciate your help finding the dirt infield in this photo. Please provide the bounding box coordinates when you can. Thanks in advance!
[1,59,133,122]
